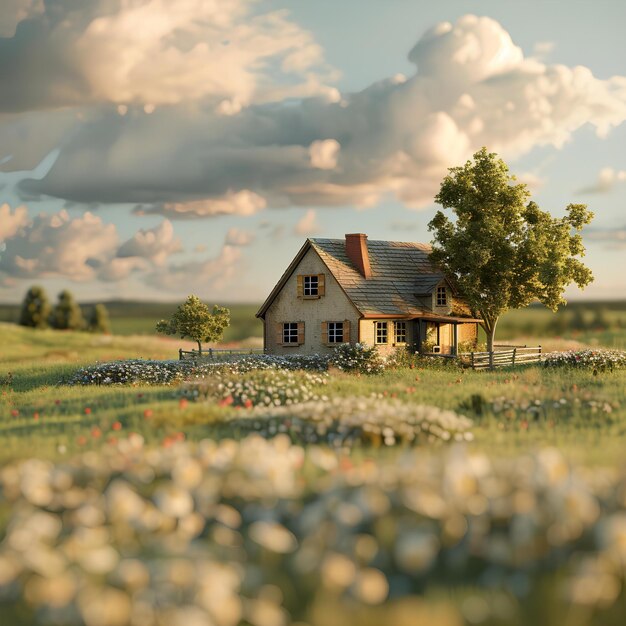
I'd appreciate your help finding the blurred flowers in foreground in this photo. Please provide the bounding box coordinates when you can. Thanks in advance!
[1,437,626,625]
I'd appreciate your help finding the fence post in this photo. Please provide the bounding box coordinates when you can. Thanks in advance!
[209,348,213,360]
[471,352,474,370]
[512,348,516,366]
[179,348,183,361]
[538,345,542,362]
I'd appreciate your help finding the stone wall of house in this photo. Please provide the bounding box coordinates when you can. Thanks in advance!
[264,248,361,354]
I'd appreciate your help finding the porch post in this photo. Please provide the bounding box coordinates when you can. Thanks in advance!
[452,323,459,356]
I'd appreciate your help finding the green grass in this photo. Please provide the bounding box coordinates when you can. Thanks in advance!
[1,322,624,467]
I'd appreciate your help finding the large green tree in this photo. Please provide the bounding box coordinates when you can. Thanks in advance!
[19,286,51,329]
[156,295,230,354]
[49,290,85,331]
[428,148,594,352]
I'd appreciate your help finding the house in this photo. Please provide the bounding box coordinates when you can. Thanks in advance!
[256,233,481,356]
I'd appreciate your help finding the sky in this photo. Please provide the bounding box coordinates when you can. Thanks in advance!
[0,0,625,305]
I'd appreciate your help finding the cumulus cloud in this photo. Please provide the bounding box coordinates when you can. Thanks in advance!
[140,190,267,219]
[14,14,626,212]
[0,204,29,240]
[225,227,255,246]
[116,220,182,266]
[577,167,626,194]
[0,209,118,283]
[309,139,340,170]
[0,0,337,112]
[0,206,187,284]
[145,244,242,292]
[293,209,320,236]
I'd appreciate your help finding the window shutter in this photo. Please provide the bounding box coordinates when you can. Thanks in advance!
[318,273,325,296]
[276,323,284,345]
[297,322,305,345]
[343,320,351,343]
[297,275,304,298]
[321,321,328,345]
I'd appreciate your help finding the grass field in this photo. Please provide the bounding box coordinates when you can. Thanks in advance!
[0,320,625,625]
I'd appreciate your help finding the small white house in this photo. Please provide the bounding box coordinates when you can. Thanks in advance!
[256,233,481,355]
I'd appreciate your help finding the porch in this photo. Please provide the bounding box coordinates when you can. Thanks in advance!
[412,315,482,356]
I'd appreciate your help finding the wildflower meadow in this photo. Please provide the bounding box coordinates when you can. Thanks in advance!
[1,322,625,625]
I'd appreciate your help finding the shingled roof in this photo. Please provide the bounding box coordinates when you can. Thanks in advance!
[309,238,446,316]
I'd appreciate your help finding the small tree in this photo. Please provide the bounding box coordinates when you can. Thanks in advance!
[429,148,594,352]
[87,303,111,334]
[49,290,85,331]
[19,285,51,328]
[156,295,230,353]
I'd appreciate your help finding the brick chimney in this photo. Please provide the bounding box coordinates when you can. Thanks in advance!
[345,233,372,278]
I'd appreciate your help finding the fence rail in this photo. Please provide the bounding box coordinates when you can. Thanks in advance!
[179,347,265,361]
[460,346,542,370]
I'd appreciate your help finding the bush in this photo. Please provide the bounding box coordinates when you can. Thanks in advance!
[329,342,384,375]
[543,349,626,372]
[231,397,473,446]
[66,354,332,386]
[385,347,459,370]
[182,369,328,408]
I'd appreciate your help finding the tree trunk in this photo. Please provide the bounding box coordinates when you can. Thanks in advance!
[485,318,499,353]
[197,340,202,355]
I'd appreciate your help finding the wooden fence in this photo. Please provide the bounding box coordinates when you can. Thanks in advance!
[179,347,265,361]
[460,345,542,370]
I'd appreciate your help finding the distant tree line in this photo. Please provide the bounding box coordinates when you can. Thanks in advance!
[19,286,111,334]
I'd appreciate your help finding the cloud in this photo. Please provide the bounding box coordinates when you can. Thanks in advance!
[586,226,626,249]
[0,0,338,113]
[532,41,556,59]
[293,209,320,236]
[0,203,29,241]
[139,190,267,219]
[309,139,340,170]
[225,227,255,246]
[12,14,626,212]
[0,209,118,283]
[145,244,242,292]
[577,167,626,194]
[0,206,186,284]
[116,220,182,266]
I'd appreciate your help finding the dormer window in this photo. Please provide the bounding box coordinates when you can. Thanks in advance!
[436,286,447,306]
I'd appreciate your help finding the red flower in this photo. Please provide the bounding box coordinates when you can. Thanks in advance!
[54,399,61,405]
[77,435,87,446]
[179,398,189,409]
[91,427,102,438]
[244,399,253,409]
[107,436,118,445]
[84,407,92,415]
[10,409,19,417]
[112,421,122,431]
[33,412,40,420]
[143,409,153,419]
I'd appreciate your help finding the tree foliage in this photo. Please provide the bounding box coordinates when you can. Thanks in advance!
[19,286,51,329]
[49,290,85,331]
[428,148,594,351]
[156,295,230,353]
[87,303,111,334]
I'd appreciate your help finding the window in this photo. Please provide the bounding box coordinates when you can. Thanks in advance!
[297,274,325,298]
[394,321,407,344]
[283,322,299,344]
[304,275,318,296]
[375,321,388,344]
[436,286,447,306]
[328,322,344,344]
